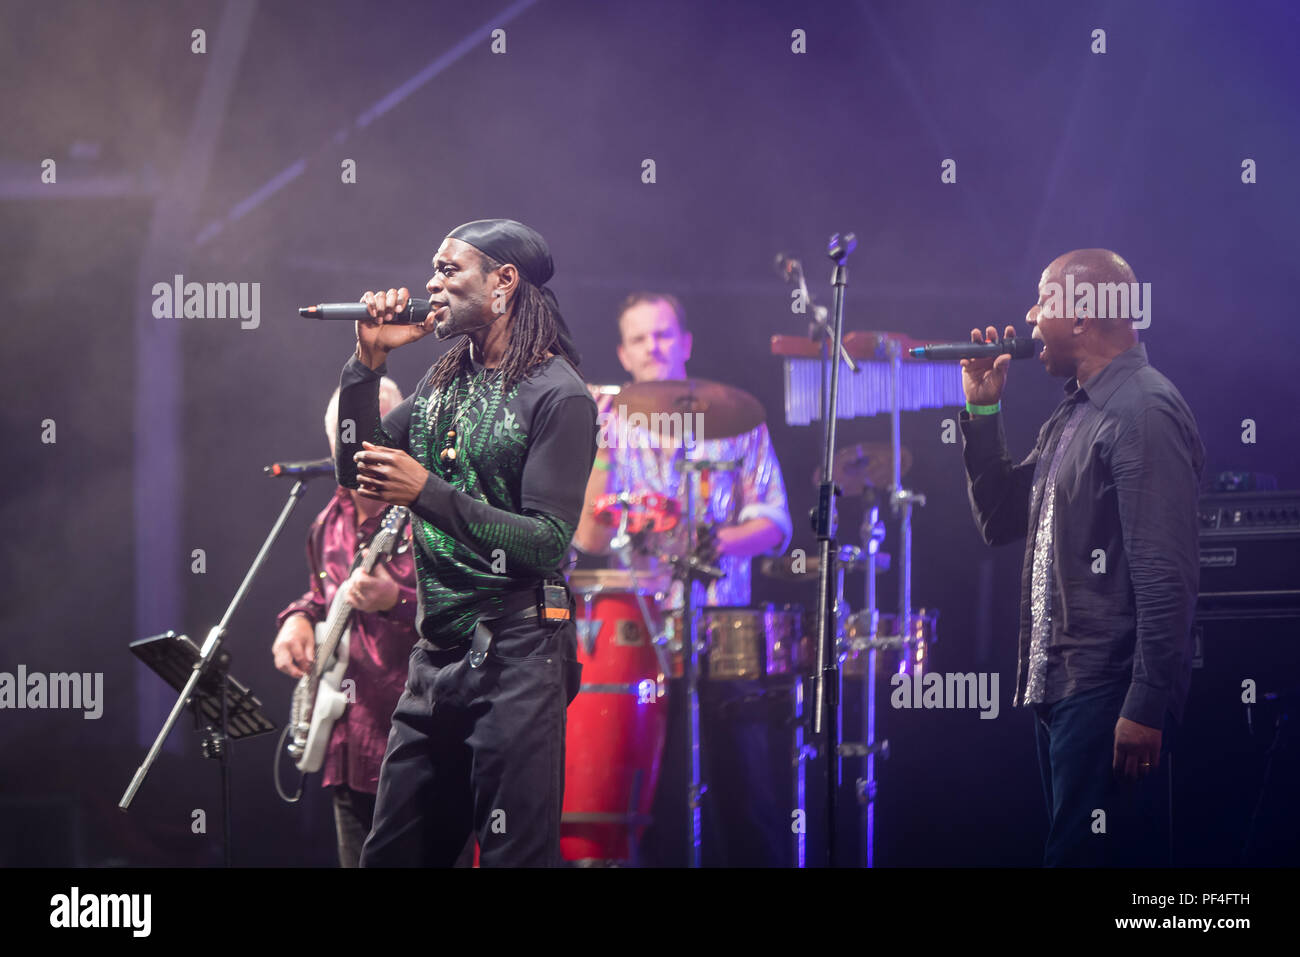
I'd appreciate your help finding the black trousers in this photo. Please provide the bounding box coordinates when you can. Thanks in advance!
[360,616,581,867]
[332,786,377,868]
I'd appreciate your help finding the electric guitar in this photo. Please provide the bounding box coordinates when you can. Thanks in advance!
[285,505,410,773]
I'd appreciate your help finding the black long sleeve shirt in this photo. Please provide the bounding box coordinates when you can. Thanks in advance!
[336,351,598,648]
[960,343,1204,728]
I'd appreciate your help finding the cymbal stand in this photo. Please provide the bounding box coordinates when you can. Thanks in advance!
[668,457,730,868]
[607,491,672,680]
[881,337,927,865]
[856,504,887,868]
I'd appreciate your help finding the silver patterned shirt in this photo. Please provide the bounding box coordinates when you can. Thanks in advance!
[593,420,792,609]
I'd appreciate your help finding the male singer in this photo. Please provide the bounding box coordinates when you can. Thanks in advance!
[960,248,1203,866]
[337,219,598,867]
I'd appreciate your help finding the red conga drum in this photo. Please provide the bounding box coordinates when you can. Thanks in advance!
[561,570,669,864]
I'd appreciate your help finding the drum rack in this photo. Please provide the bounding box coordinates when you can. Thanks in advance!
[776,330,958,867]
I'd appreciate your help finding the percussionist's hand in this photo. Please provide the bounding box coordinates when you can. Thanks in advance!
[354,440,430,506]
[694,523,720,565]
[355,287,437,369]
[961,324,1017,407]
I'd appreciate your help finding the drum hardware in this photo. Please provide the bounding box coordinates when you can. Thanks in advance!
[586,371,816,866]
[668,456,745,867]
[840,609,938,675]
[663,605,807,682]
[759,542,875,582]
[605,493,677,679]
[812,442,914,497]
[773,238,948,866]
[836,741,889,758]
[579,681,663,699]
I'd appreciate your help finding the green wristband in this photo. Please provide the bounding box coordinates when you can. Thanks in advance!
[966,401,1001,416]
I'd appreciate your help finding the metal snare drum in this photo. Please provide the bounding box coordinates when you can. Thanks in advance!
[667,604,807,681]
[840,607,938,678]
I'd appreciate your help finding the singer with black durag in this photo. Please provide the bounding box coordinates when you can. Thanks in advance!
[334,218,598,867]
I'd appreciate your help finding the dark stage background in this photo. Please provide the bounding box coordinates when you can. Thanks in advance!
[2,0,1297,867]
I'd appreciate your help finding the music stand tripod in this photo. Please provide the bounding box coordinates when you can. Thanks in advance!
[120,475,315,864]
[127,631,274,865]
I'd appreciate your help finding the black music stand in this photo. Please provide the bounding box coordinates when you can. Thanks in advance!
[121,473,318,865]
[129,631,274,866]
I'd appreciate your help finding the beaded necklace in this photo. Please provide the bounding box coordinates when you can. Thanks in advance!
[437,365,501,468]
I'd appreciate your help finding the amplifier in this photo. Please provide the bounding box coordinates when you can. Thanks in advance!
[1197,490,1300,618]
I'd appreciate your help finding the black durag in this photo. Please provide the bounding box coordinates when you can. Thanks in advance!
[446,218,580,366]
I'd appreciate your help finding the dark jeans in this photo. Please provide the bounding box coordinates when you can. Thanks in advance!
[641,678,793,867]
[332,786,377,868]
[360,616,581,868]
[1033,680,1174,867]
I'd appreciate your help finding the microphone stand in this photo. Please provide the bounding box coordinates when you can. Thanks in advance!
[811,232,856,867]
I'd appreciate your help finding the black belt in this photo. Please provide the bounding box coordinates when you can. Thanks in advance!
[468,585,558,668]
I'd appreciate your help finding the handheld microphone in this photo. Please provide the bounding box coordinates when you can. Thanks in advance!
[299,299,433,324]
[264,457,334,478]
[908,338,1039,361]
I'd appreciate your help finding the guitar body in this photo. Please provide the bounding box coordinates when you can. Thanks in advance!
[292,622,352,774]
[284,506,410,777]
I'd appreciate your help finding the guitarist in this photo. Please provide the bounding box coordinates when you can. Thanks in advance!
[272,379,419,867]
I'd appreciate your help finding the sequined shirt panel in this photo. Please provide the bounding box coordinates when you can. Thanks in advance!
[601,421,793,608]
[959,344,1204,728]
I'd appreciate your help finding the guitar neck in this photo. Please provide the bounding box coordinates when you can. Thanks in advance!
[308,509,405,679]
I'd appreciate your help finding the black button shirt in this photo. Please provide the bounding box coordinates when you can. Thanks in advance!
[960,343,1205,728]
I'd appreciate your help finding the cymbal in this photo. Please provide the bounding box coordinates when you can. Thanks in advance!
[614,378,765,442]
[758,547,889,582]
[812,442,912,496]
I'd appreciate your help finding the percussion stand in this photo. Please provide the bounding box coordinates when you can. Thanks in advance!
[855,502,888,869]
[607,491,670,678]
[670,457,731,868]
[841,338,928,869]
[880,338,926,865]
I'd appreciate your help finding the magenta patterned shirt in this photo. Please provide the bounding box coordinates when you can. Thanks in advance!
[276,487,419,793]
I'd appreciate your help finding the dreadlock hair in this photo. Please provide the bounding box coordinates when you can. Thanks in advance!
[427,251,581,393]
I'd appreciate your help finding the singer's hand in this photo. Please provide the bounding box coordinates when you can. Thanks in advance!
[961,325,1016,406]
[354,441,430,506]
[355,287,436,369]
[1113,716,1162,784]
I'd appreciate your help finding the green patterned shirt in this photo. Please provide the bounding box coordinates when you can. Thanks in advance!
[337,352,598,647]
